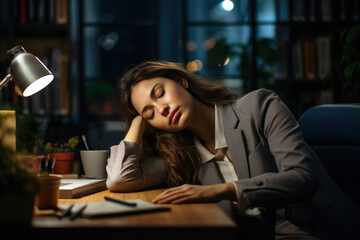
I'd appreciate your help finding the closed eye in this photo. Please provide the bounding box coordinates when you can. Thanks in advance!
[141,83,163,120]
[143,108,154,120]
[155,87,165,98]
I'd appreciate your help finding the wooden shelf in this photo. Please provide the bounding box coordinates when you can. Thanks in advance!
[0,23,68,37]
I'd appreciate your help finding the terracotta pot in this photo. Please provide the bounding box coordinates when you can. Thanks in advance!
[47,152,74,174]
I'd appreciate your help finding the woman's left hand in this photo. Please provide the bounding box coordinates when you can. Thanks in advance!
[152,183,237,204]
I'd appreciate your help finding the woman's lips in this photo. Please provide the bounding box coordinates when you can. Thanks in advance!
[169,107,181,124]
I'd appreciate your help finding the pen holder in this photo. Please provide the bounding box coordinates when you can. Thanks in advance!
[35,176,61,210]
[80,150,108,179]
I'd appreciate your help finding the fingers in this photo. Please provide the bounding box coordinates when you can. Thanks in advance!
[152,183,235,205]
[154,192,191,204]
[170,195,195,204]
[152,186,187,204]
[152,184,196,204]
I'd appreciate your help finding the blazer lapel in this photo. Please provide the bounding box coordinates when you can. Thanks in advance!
[198,160,236,219]
[198,160,224,185]
[221,103,250,179]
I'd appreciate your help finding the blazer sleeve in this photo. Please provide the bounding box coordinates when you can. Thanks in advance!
[233,89,319,208]
[106,140,168,192]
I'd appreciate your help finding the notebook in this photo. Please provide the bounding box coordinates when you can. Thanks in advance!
[58,198,171,218]
[59,179,107,199]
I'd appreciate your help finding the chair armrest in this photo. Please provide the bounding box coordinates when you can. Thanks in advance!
[259,206,277,240]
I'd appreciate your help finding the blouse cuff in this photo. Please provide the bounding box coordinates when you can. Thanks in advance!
[231,182,261,217]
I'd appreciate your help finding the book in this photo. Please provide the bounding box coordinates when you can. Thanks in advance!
[59,55,69,115]
[292,40,304,80]
[275,0,289,22]
[58,198,171,218]
[49,48,62,115]
[292,0,306,22]
[59,179,106,199]
[19,0,27,24]
[0,0,7,23]
[56,0,68,24]
[308,0,316,21]
[319,0,332,22]
[303,40,316,80]
[274,26,288,79]
[354,0,360,21]
[316,37,331,79]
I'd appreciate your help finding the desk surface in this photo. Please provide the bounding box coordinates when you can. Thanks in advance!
[33,189,236,229]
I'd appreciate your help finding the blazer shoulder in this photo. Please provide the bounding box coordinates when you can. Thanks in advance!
[233,88,278,110]
[242,88,277,102]
[220,89,278,127]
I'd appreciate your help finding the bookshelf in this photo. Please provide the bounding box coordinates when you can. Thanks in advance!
[0,0,71,117]
[182,0,360,118]
[271,0,360,117]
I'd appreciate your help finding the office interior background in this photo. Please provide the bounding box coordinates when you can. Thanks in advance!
[0,0,359,154]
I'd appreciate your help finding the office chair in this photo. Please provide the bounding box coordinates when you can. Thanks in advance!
[298,104,360,207]
[258,103,360,240]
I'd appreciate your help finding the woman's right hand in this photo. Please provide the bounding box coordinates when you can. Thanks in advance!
[124,115,148,145]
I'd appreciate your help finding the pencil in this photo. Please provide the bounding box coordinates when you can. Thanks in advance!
[104,196,137,207]
[70,204,87,220]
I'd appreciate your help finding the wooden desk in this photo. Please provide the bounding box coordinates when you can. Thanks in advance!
[32,189,237,240]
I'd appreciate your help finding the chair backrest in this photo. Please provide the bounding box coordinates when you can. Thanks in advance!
[298,104,360,206]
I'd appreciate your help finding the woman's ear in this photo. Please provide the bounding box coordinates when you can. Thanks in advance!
[181,78,189,89]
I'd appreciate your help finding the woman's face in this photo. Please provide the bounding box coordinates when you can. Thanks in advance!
[131,77,194,132]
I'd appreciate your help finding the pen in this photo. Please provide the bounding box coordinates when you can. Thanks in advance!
[59,204,74,219]
[104,196,137,207]
[70,204,87,221]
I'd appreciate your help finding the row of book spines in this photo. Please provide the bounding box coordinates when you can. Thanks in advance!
[274,37,332,81]
[276,0,360,22]
[0,0,68,24]
[26,50,70,116]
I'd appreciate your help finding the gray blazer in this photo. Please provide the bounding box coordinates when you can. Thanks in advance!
[106,89,360,239]
[217,89,359,239]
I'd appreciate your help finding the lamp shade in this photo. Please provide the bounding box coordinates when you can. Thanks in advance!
[8,46,54,97]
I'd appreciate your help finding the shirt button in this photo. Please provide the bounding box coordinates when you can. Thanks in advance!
[256,180,263,186]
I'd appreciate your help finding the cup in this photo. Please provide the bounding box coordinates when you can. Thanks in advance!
[21,154,44,174]
[35,176,61,210]
[80,150,108,179]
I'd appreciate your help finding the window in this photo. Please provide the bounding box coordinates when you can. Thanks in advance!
[184,0,252,93]
[82,0,158,118]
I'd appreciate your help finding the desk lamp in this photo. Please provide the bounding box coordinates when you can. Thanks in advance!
[0,45,54,97]
[0,45,54,152]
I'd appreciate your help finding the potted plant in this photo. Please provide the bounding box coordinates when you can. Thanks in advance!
[42,136,79,174]
[207,37,278,91]
[334,24,360,102]
[0,123,40,226]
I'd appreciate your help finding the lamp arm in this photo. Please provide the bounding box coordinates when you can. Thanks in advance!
[0,74,13,90]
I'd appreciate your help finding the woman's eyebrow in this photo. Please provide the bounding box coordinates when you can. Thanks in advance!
[141,83,160,117]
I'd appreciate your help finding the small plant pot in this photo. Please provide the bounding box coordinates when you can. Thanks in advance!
[48,152,74,174]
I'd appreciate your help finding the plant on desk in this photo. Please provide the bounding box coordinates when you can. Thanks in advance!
[41,136,79,174]
[0,123,40,226]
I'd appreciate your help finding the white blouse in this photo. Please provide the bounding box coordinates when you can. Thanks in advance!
[194,104,260,217]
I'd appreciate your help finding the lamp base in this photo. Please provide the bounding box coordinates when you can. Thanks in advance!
[0,110,16,152]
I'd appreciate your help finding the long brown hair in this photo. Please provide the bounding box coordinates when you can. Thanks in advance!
[116,61,239,186]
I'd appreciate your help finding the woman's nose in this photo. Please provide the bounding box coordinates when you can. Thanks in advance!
[160,105,170,116]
